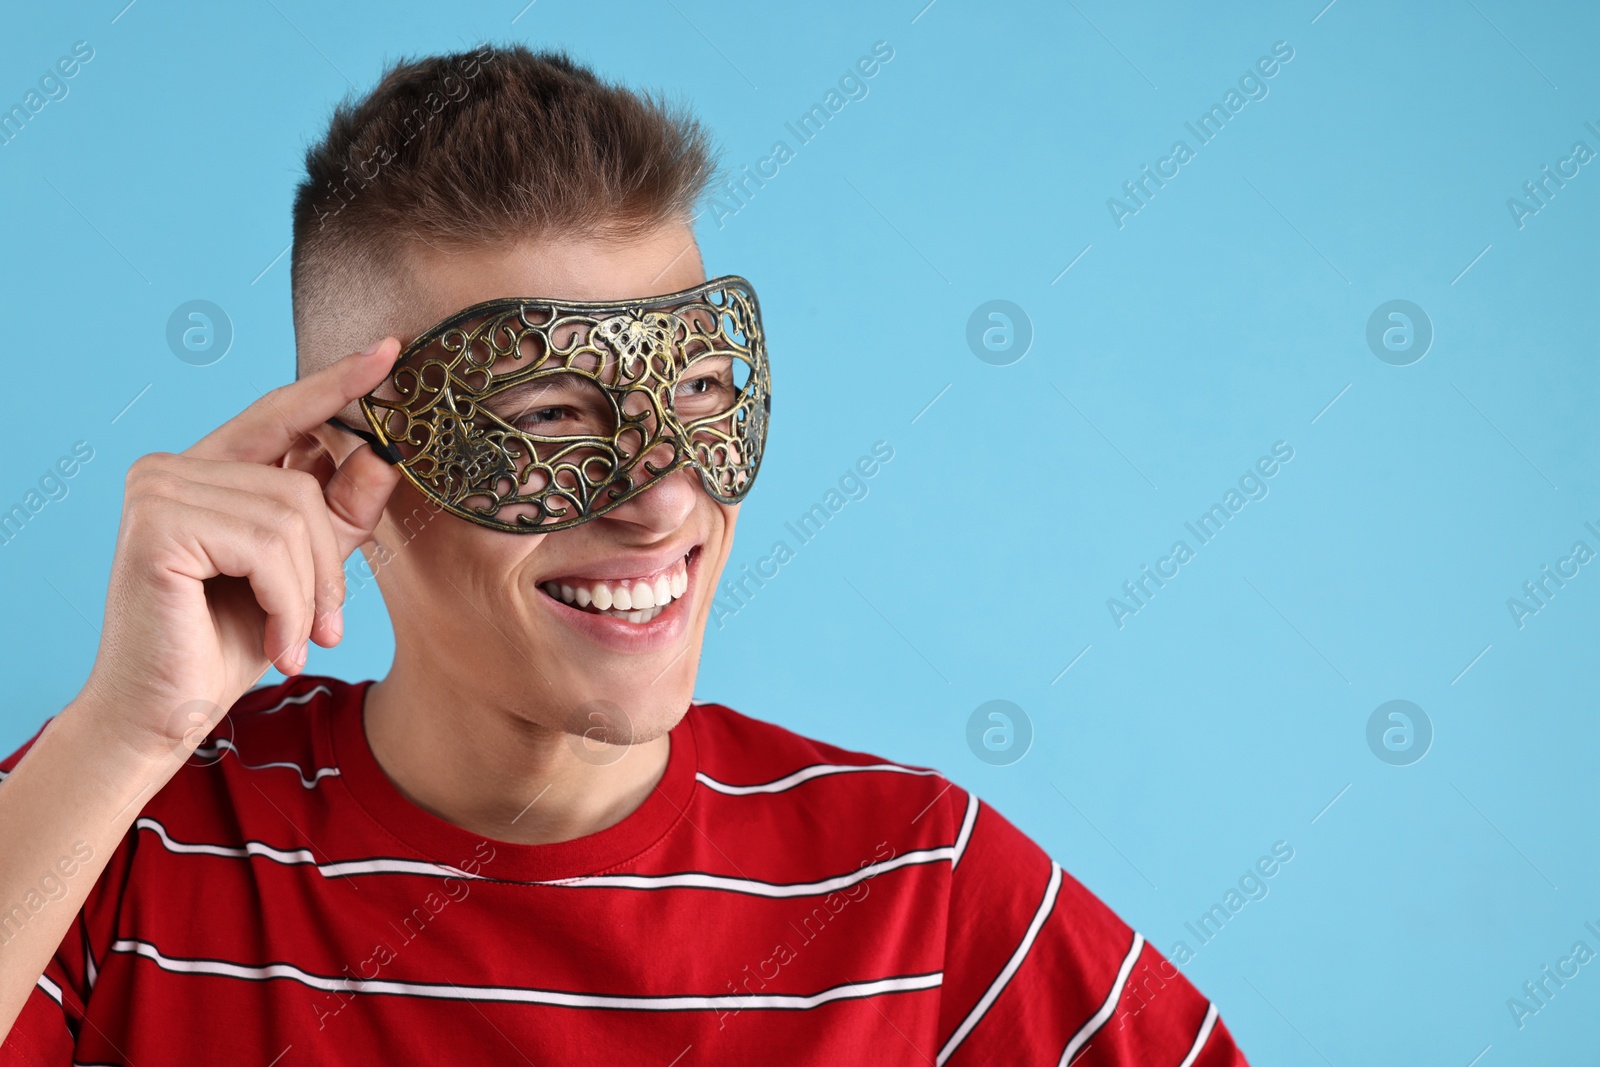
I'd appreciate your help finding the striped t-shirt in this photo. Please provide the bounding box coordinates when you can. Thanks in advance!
[1,675,1247,1064]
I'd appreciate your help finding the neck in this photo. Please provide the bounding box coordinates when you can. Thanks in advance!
[362,659,671,846]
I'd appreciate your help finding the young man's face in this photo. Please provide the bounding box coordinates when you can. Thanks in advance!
[334,222,735,746]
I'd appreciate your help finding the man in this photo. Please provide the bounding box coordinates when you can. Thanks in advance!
[0,45,1249,1064]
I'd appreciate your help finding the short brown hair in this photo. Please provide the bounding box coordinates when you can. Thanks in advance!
[290,44,717,372]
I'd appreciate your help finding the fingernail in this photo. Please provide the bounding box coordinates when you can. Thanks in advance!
[360,339,386,357]
[329,607,344,642]
[296,641,309,671]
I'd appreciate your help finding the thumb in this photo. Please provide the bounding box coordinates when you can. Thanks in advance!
[325,442,406,558]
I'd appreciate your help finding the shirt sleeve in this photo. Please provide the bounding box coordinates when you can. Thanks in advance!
[935,785,1250,1066]
[0,723,135,1067]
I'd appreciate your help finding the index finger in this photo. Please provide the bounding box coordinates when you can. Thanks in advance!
[186,338,400,464]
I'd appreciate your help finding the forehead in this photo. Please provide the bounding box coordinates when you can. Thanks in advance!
[397,223,707,340]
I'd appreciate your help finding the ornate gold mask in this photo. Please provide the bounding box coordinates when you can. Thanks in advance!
[331,276,770,533]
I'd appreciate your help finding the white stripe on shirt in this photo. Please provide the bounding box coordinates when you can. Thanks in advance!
[544,845,955,897]
[1177,1002,1220,1067]
[951,793,979,869]
[937,861,1064,1066]
[139,819,965,898]
[252,685,332,715]
[110,937,941,1011]
[36,973,63,1007]
[135,818,478,880]
[190,737,340,788]
[696,763,940,796]
[1057,930,1147,1066]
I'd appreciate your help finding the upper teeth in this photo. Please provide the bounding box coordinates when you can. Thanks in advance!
[543,555,689,619]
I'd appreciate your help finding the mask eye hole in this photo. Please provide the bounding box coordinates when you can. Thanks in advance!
[481,373,617,440]
[673,355,745,422]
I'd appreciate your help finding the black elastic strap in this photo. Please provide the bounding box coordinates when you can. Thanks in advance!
[326,417,402,464]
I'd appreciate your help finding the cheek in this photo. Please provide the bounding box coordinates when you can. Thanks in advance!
[393,494,548,593]
[474,527,551,597]
[717,499,741,538]
[681,500,737,607]
[704,501,739,573]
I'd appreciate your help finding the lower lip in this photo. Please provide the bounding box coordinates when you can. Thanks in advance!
[536,550,699,654]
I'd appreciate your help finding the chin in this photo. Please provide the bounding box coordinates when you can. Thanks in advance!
[549,683,694,749]
[548,695,688,770]
[617,704,689,746]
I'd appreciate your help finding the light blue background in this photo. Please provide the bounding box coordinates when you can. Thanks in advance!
[3,1,1598,1062]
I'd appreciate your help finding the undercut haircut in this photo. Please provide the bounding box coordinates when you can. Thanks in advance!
[289,43,717,375]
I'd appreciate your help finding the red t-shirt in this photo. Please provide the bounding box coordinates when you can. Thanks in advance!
[1,675,1248,1064]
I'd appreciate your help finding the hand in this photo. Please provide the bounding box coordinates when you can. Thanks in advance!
[75,340,403,761]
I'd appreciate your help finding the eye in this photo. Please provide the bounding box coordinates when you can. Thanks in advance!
[513,405,568,429]
[674,373,731,414]
[483,373,615,437]
[673,358,745,422]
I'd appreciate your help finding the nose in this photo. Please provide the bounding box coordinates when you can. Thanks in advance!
[599,452,701,535]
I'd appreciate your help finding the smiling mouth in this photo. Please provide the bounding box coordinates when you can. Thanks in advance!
[539,547,698,625]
